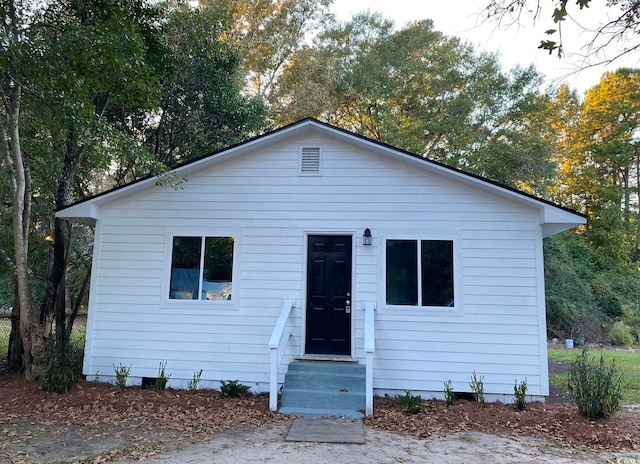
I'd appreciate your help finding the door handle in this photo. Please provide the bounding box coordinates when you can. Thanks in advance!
[345,299,351,313]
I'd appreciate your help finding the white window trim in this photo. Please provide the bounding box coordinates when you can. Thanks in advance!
[380,233,463,315]
[161,228,241,309]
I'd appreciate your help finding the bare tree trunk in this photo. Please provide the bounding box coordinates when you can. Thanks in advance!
[3,84,45,381]
[42,126,86,345]
[7,282,23,373]
[0,250,22,371]
[66,265,91,343]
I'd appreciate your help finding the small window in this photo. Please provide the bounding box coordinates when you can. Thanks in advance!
[386,239,454,307]
[299,146,321,175]
[169,236,234,300]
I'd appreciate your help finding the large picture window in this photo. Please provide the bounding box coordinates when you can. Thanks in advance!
[169,236,234,300]
[386,239,454,307]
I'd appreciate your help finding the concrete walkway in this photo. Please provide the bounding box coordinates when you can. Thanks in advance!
[117,421,640,463]
[285,418,365,444]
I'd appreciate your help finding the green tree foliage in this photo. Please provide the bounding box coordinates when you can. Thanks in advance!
[220,0,334,99]
[274,14,556,193]
[0,0,269,377]
[134,1,269,170]
[544,70,640,343]
[560,70,640,269]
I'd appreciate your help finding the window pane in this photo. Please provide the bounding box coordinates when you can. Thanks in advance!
[201,237,234,300]
[386,240,418,305]
[421,240,454,307]
[170,237,202,299]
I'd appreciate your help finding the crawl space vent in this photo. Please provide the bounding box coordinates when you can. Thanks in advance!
[300,147,321,175]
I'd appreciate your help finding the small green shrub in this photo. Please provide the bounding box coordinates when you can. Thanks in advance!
[394,390,424,414]
[444,380,455,406]
[609,321,635,347]
[154,360,171,392]
[469,371,485,405]
[568,349,625,419]
[188,369,203,393]
[514,378,527,411]
[114,364,131,390]
[219,380,251,398]
[41,337,83,394]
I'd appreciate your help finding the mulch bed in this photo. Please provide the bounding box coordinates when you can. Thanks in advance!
[367,396,640,451]
[0,375,283,435]
[1,372,640,458]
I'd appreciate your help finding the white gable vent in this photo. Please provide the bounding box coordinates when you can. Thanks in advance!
[299,146,321,176]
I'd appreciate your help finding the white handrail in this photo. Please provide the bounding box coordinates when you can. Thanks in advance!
[269,299,295,411]
[364,302,376,416]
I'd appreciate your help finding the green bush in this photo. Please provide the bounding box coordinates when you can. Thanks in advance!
[443,380,455,406]
[114,364,131,389]
[567,349,625,419]
[154,360,171,392]
[393,390,424,414]
[188,369,203,393]
[469,371,485,405]
[514,378,527,411]
[219,380,251,398]
[609,321,635,347]
[41,337,83,394]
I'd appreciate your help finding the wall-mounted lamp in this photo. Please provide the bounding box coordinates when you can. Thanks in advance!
[363,228,372,246]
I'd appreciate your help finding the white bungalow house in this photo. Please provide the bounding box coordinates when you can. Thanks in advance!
[56,118,585,416]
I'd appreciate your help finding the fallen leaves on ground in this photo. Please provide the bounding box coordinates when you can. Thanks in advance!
[366,396,640,451]
[2,374,640,463]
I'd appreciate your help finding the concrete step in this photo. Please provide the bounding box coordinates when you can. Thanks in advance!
[288,361,365,375]
[283,371,365,392]
[279,360,366,418]
[279,406,364,420]
[281,388,365,411]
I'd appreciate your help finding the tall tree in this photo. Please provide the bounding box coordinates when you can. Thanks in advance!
[568,69,640,266]
[1,0,273,380]
[543,70,640,339]
[34,0,166,352]
[1,0,45,380]
[274,15,556,193]
[219,0,334,99]
[127,0,269,171]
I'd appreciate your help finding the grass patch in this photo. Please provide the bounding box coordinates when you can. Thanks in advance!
[70,330,86,350]
[0,329,85,361]
[548,348,640,403]
[0,332,8,359]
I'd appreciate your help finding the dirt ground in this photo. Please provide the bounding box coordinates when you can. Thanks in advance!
[1,362,640,464]
[117,422,640,464]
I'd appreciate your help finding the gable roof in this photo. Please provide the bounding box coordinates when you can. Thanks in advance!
[56,118,586,237]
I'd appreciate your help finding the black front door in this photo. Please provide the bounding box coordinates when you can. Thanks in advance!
[305,235,352,355]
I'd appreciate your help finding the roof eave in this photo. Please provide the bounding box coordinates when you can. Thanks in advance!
[55,202,99,226]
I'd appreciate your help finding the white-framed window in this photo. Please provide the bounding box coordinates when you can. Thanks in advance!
[385,238,456,308]
[168,235,234,301]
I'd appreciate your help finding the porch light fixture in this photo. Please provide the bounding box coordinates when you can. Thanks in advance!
[363,228,372,246]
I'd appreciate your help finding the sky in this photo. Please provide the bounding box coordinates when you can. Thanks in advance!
[330,1,640,94]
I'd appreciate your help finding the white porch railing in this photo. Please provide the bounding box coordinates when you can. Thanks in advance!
[268,299,295,411]
[364,302,376,416]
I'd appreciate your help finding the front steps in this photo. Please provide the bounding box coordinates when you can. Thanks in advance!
[279,360,365,419]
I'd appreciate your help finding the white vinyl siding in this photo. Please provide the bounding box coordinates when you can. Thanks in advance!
[83,133,548,397]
